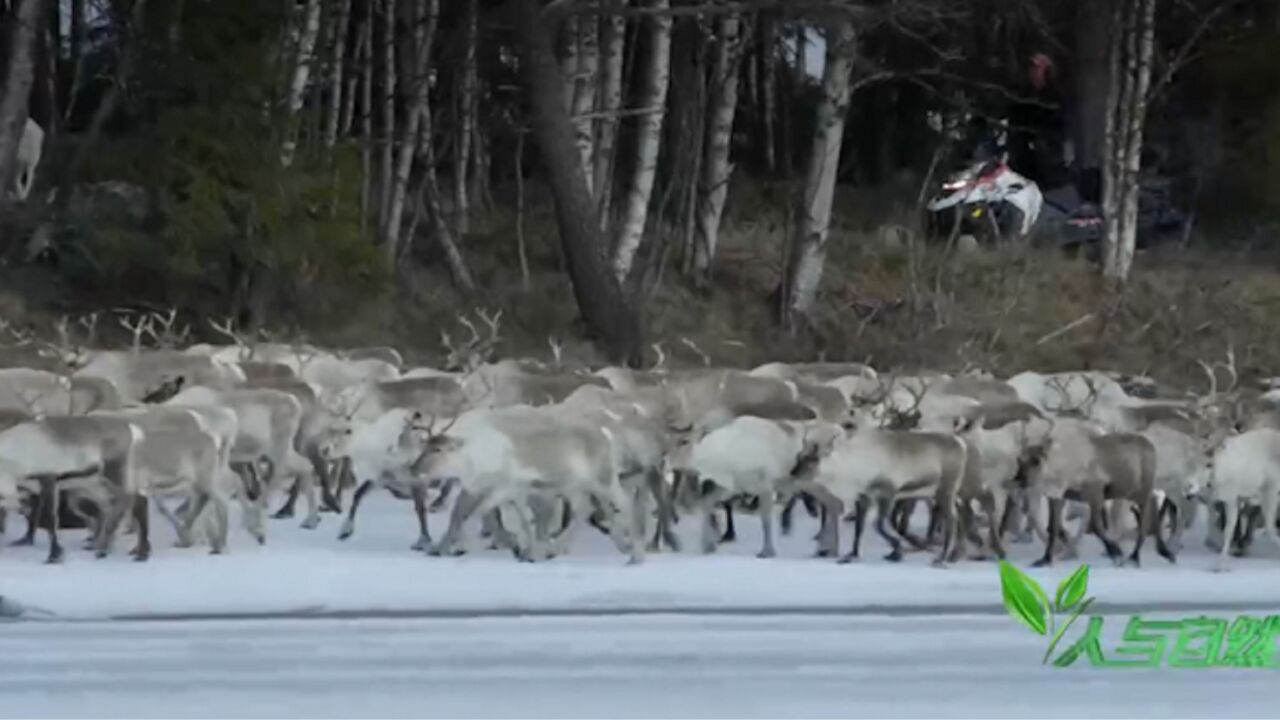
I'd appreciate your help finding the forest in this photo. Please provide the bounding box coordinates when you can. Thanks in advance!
[0,0,1277,378]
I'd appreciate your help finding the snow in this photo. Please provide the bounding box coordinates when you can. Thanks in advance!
[2,492,1279,620]
[1,613,1275,718]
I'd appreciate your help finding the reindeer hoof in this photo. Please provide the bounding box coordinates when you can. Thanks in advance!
[337,527,353,542]
[272,508,295,520]
[1030,557,1052,568]
[930,557,949,568]
[45,554,63,565]
[256,536,266,546]
[411,538,430,552]
[209,547,224,555]
[300,517,319,530]
[9,537,33,547]
[132,551,150,563]
[757,548,777,559]
[837,553,857,565]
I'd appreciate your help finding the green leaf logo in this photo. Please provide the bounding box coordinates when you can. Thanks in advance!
[999,560,1051,636]
[1054,564,1089,612]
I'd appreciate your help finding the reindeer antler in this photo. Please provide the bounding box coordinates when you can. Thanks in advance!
[118,312,153,353]
[547,335,563,369]
[209,317,253,361]
[651,341,667,370]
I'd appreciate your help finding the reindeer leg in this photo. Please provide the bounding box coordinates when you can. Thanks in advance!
[272,478,300,519]
[128,495,151,562]
[430,489,485,557]
[983,491,1007,560]
[410,485,431,551]
[875,496,905,562]
[1215,500,1239,572]
[12,491,39,547]
[1085,490,1123,566]
[177,492,210,549]
[1149,494,1175,564]
[336,480,375,541]
[1032,497,1063,568]
[838,496,869,564]
[780,494,798,537]
[645,468,680,553]
[719,501,736,543]
[757,490,777,558]
[41,481,63,564]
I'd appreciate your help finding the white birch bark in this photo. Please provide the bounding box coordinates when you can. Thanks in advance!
[559,14,580,113]
[377,0,397,241]
[593,1,626,225]
[1103,0,1155,283]
[323,0,352,150]
[281,0,323,167]
[692,12,743,279]
[454,0,477,234]
[571,4,599,196]
[611,0,672,284]
[785,18,856,326]
[384,0,438,264]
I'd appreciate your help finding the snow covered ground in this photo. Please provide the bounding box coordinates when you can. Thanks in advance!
[2,492,1280,619]
[1,613,1276,719]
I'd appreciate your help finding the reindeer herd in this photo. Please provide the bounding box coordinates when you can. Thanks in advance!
[0,306,1276,575]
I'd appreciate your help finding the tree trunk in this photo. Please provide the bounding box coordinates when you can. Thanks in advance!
[64,0,85,122]
[593,0,626,227]
[384,0,445,269]
[570,3,599,196]
[1074,0,1110,187]
[692,11,743,281]
[513,0,643,367]
[340,6,367,138]
[1101,0,1156,284]
[454,0,477,235]
[559,13,580,113]
[784,17,856,330]
[282,0,323,167]
[759,13,778,174]
[359,9,374,240]
[793,23,806,82]
[324,0,353,150]
[377,0,397,241]
[0,0,45,220]
[612,0,672,284]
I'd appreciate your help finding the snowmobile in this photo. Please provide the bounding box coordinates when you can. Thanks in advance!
[925,158,1044,241]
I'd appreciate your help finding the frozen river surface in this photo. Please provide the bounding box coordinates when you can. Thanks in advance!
[0,612,1274,719]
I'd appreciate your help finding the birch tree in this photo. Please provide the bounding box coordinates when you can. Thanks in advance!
[323,0,353,150]
[384,0,438,264]
[784,15,856,329]
[281,0,323,167]
[376,0,397,240]
[612,0,672,284]
[692,11,743,281]
[0,0,45,218]
[570,4,599,195]
[592,0,626,225]
[1101,0,1156,283]
[454,0,478,234]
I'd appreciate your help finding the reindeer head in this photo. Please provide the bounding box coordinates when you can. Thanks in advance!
[406,410,465,485]
[441,308,502,372]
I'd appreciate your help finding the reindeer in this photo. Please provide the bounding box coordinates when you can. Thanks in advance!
[0,416,146,563]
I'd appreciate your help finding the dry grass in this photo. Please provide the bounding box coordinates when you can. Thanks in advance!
[4,178,1279,394]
